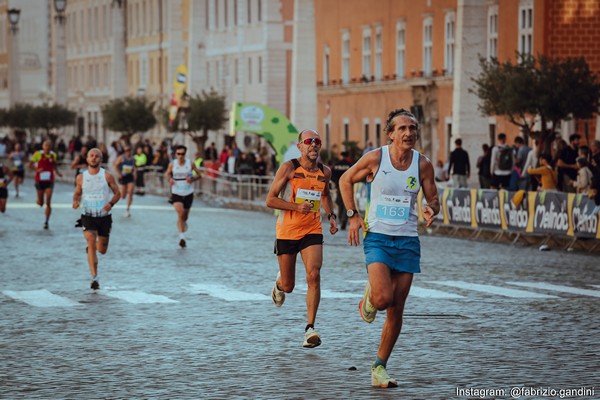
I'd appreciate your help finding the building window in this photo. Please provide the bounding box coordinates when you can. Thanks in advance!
[215,0,219,29]
[257,0,262,22]
[323,46,330,85]
[344,120,350,145]
[234,58,239,84]
[341,30,350,84]
[363,120,370,145]
[396,20,406,79]
[487,5,498,60]
[423,17,433,77]
[444,12,455,75]
[248,57,252,83]
[248,0,252,24]
[362,27,372,79]
[374,25,382,81]
[518,0,534,55]
[258,56,262,83]
[375,120,381,147]
[206,61,210,84]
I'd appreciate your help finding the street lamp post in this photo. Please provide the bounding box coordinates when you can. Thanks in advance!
[54,0,67,106]
[7,8,21,107]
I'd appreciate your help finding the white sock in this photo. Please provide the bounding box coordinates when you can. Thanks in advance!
[180,233,185,240]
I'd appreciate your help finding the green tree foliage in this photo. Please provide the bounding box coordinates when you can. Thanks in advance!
[471,53,600,151]
[165,90,228,152]
[101,96,157,142]
[1,103,75,144]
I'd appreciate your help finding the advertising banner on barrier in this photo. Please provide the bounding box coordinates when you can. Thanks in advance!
[568,193,600,239]
[531,191,570,236]
[472,189,502,230]
[501,190,530,232]
[443,188,471,226]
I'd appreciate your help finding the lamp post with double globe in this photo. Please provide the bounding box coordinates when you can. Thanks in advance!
[53,0,68,106]
[7,8,21,107]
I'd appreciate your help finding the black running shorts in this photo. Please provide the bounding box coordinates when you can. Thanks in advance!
[274,234,324,255]
[81,214,113,237]
[35,181,54,191]
[170,193,194,209]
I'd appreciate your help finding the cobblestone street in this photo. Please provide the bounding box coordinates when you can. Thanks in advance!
[1,183,599,399]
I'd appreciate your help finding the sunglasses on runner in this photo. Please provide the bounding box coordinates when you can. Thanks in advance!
[176,152,185,156]
[301,137,322,146]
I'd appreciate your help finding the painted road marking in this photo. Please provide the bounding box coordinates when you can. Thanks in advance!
[507,282,600,298]
[102,290,178,304]
[2,289,81,307]
[7,203,227,212]
[428,281,559,298]
[190,283,270,301]
[410,286,466,299]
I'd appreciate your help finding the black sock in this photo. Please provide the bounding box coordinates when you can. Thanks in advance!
[305,324,314,332]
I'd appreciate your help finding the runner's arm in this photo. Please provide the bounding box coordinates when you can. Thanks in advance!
[321,165,338,235]
[103,172,121,212]
[73,173,83,209]
[266,161,309,213]
[420,155,440,227]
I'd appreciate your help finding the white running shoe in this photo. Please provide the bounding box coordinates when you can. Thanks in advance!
[303,327,322,348]
[271,271,285,307]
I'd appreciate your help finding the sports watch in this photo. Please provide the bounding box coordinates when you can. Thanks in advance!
[346,209,359,218]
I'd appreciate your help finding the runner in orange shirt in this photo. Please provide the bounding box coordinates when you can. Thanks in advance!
[266,129,338,348]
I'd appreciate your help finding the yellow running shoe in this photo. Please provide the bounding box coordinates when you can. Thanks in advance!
[359,281,377,323]
[371,365,398,388]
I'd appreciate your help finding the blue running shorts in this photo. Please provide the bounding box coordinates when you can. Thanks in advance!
[363,232,421,273]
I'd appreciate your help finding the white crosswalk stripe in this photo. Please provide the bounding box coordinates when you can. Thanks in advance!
[190,283,270,301]
[2,289,82,307]
[506,282,600,298]
[410,286,466,299]
[428,280,559,298]
[102,290,178,304]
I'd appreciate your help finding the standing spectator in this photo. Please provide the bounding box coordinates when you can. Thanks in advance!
[476,144,492,189]
[434,160,448,183]
[572,157,593,194]
[107,141,120,173]
[218,145,230,168]
[556,133,580,192]
[204,142,218,162]
[527,153,557,191]
[362,141,374,155]
[134,146,148,195]
[56,139,67,161]
[590,140,600,176]
[522,140,540,191]
[0,160,13,213]
[448,138,470,188]
[514,136,531,190]
[490,133,513,189]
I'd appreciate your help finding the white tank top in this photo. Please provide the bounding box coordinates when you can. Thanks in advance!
[365,146,421,237]
[82,168,111,217]
[171,159,194,196]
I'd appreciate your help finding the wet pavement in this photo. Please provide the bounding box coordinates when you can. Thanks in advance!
[1,182,599,399]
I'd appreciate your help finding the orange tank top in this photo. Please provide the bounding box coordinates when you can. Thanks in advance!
[276,159,327,240]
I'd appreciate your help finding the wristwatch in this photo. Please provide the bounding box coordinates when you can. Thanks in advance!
[327,212,337,220]
[346,209,359,218]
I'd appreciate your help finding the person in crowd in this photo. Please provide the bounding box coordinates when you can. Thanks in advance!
[8,142,26,198]
[522,140,541,191]
[72,148,120,290]
[572,157,593,194]
[134,146,148,195]
[339,108,439,388]
[113,146,136,217]
[434,159,448,183]
[331,151,354,230]
[70,145,89,186]
[490,133,514,189]
[204,142,218,162]
[556,133,580,192]
[476,144,492,189]
[266,129,338,349]
[29,140,63,229]
[527,153,558,191]
[448,138,470,188]
[514,136,531,190]
[165,145,203,248]
[0,160,13,213]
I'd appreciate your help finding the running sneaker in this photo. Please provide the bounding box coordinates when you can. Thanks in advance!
[125,209,131,218]
[43,222,49,230]
[271,272,285,307]
[179,238,186,248]
[359,281,377,323]
[371,365,398,388]
[303,327,322,348]
[90,280,100,290]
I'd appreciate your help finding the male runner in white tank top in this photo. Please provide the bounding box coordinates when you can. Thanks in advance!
[73,148,121,290]
[339,108,440,388]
